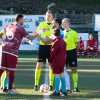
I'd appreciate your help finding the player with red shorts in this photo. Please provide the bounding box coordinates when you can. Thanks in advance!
[0,15,30,93]
[50,19,67,96]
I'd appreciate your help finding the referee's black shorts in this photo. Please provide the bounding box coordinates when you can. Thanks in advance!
[66,49,78,68]
[37,45,51,63]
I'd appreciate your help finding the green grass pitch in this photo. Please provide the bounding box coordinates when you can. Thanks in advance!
[0,57,100,100]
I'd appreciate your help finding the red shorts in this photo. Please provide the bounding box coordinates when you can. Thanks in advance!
[1,53,17,69]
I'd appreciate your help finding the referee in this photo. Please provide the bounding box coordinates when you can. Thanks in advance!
[34,10,54,91]
[62,18,79,92]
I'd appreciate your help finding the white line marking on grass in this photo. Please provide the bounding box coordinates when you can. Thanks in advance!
[1,66,100,73]
[19,58,36,60]
[17,69,100,73]
[18,60,36,62]
[78,58,100,62]
[77,69,100,72]
[18,58,100,62]
[17,64,100,67]
[78,64,100,67]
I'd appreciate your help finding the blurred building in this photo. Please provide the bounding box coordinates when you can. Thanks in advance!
[0,0,100,32]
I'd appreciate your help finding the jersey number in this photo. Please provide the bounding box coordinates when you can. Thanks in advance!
[6,28,14,40]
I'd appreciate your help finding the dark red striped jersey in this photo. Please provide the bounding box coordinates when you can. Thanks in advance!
[3,23,28,56]
[50,37,66,74]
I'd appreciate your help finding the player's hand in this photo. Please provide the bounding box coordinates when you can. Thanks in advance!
[23,38,34,46]
[28,40,34,46]
[41,37,49,42]
[33,32,39,37]
[90,47,93,50]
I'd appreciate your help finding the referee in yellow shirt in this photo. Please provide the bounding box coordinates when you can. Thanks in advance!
[34,10,54,91]
[62,18,79,92]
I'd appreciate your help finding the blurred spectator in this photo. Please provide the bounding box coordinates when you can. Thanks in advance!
[77,37,84,57]
[86,34,98,57]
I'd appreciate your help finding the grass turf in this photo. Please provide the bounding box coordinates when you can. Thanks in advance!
[0,58,100,100]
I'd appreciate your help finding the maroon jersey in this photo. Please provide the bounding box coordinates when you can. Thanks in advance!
[50,37,66,74]
[79,40,84,49]
[2,23,28,56]
[87,39,96,48]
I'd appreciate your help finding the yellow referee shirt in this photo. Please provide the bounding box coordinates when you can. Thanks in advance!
[36,21,52,45]
[64,28,78,51]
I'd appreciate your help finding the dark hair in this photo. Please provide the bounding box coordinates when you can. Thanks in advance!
[54,18,62,26]
[54,29,61,36]
[53,18,61,37]
[16,14,23,22]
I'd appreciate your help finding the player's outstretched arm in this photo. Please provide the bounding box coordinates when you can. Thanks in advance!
[32,32,39,38]
[39,36,53,44]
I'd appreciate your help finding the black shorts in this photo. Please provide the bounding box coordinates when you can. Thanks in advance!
[66,49,77,67]
[37,45,51,63]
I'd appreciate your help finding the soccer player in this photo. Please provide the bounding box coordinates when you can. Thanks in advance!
[62,18,79,92]
[34,10,54,91]
[0,14,32,93]
[86,34,97,57]
[50,19,67,96]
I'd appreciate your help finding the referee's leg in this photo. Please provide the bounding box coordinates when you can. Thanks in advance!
[47,45,54,91]
[67,49,79,92]
[34,45,46,91]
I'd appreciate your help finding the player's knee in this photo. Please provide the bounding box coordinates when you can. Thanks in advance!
[36,65,40,69]
[36,62,42,69]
